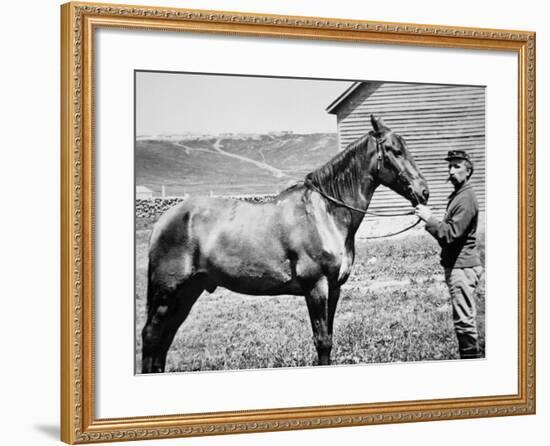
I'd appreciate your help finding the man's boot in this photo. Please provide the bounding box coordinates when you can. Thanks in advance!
[457,333,481,359]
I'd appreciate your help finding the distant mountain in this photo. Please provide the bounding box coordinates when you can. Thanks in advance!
[136,133,338,196]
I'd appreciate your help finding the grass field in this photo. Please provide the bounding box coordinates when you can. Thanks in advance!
[135,223,485,373]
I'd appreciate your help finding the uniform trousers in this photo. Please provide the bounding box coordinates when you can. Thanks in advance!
[444,265,484,359]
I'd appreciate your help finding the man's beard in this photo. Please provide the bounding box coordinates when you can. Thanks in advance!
[448,176,463,188]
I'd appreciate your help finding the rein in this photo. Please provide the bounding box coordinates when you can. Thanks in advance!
[306,181,421,239]
[304,132,422,239]
[364,218,422,239]
[306,181,415,217]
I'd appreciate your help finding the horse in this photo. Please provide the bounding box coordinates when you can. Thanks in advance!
[141,115,429,373]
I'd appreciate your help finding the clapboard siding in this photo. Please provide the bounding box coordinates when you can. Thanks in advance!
[328,82,486,218]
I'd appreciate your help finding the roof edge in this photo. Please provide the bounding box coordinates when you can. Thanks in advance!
[326,81,363,114]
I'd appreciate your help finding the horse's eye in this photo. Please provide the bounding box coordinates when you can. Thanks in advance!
[389,146,402,156]
[391,136,407,156]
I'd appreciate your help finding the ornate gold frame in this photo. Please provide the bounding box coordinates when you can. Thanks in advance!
[60,2,536,444]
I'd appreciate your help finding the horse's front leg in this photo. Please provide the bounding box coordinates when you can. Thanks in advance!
[305,277,332,365]
[327,284,341,342]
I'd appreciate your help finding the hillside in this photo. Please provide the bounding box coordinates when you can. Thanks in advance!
[135,133,338,196]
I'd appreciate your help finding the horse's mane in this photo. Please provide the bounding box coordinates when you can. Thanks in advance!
[304,132,374,201]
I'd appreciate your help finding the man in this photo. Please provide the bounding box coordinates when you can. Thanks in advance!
[415,150,483,359]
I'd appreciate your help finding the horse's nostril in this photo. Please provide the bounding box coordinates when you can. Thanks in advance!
[422,189,430,202]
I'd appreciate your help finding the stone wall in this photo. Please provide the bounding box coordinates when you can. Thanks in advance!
[135,195,276,222]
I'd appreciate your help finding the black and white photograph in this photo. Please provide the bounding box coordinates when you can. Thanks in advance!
[134,71,486,374]
[3,0,545,444]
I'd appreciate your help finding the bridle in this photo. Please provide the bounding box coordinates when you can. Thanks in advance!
[375,132,387,172]
[375,132,416,199]
[307,132,416,217]
[305,132,423,238]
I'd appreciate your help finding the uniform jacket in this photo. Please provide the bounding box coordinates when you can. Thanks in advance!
[425,182,481,268]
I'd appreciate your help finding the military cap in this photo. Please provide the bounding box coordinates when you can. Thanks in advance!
[444,150,473,164]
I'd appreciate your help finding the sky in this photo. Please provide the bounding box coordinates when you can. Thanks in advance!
[136,71,353,136]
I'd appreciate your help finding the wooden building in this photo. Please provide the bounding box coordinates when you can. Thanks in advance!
[326,82,486,218]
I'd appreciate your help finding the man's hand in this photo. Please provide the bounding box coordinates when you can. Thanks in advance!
[415,204,432,222]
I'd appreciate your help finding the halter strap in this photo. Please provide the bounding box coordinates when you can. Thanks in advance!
[375,132,389,172]
[375,131,408,184]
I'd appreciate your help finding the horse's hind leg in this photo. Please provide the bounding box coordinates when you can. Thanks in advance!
[141,277,204,373]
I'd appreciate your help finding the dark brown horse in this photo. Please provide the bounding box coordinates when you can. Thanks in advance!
[141,115,429,373]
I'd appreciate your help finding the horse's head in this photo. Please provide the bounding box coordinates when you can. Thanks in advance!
[370,115,429,206]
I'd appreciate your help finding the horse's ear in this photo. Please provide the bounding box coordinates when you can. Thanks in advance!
[370,114,390,134]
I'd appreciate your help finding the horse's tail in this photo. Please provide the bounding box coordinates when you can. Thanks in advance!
[145,262,154,317]
[145,224,161,318]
